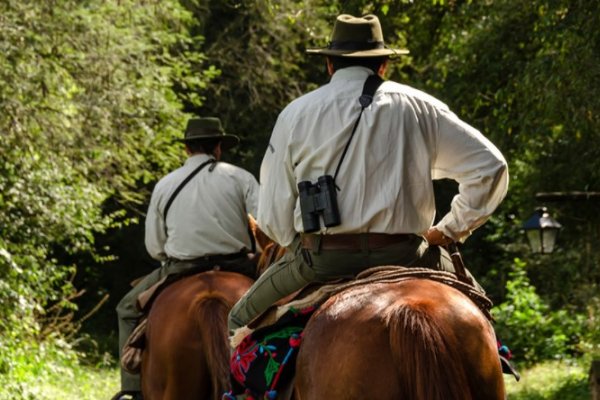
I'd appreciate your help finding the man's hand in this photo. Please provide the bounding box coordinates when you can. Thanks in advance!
[424,227,453,246]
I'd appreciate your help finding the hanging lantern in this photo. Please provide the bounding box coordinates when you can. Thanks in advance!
[522,207,562,254]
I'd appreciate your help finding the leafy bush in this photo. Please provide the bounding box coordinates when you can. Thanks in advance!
[0,0,213,386]
[493,258,586,364]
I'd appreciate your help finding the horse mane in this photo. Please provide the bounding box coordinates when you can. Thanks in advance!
[194,292,232,400]
[386,303,472,400]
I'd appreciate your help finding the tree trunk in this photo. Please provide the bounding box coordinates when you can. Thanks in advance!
[591,359,600,400]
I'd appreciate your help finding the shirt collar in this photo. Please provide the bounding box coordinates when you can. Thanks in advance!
[330,66,374,83]
[185,153,215,167]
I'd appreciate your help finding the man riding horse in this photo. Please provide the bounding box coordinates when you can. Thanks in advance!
[228,13,508,335]
[112,117,259,400]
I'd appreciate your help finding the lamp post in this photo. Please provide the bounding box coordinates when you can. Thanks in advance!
[522,207,562,254]
[524,191,600,398]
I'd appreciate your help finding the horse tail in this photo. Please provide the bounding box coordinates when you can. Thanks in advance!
[195,293,232,400]
[387,304,471,400]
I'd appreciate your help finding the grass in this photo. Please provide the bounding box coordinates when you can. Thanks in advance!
[505,359,591,399]
[1,356,593,399]
[0,360,119,400]
[32,365,119,400]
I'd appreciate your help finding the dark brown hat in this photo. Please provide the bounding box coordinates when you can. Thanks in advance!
[179,117,239,150]
[306,14,409,58]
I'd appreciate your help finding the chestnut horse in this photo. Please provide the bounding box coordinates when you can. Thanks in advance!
[254,241,506,400]
[141,270,253,400]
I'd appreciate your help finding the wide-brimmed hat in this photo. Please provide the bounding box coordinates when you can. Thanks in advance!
[179,117,239,150]
[306,14,409,58]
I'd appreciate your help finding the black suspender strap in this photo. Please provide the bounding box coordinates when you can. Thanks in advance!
[332,74,384,187]
[163,158,216,230]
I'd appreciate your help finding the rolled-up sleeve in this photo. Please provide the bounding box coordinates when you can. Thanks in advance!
[431,108,509,242]
[257,114,297,246]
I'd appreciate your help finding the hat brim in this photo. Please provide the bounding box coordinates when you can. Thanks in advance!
[306,47,409,57]
[178,134,240,150]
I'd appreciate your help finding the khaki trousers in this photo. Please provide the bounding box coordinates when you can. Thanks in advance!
[228,235,483,331]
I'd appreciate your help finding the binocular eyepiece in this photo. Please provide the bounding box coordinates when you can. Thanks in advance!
[297,175,341,233]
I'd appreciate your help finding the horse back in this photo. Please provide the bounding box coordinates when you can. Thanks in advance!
[142,271,253,400]
[296,278,505,400]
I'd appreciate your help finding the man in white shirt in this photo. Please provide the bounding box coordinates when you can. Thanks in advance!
[113,117,259,400]
[228,15,508,331]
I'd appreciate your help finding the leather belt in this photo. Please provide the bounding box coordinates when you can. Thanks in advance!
[301,233,413,251]
[170,250,248,264]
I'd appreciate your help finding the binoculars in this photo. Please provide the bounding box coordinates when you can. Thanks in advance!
[297,175,341,233]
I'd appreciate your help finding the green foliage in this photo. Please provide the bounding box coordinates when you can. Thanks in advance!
[0,336,79,400]
[0,340,117,400]
[0,0,212,382]
[493,258,586,363]
[184,0,333,173]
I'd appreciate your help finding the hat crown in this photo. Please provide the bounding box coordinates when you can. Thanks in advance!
[185,117,225,139]
[180,117,240,149]
[330,14,384,46]
[306,14,408,57]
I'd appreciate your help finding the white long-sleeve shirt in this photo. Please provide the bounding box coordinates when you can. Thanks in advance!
[258,66,508,247]
[145,153,259,261]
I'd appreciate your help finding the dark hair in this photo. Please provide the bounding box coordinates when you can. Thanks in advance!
[185,139,221,155]
[328,56,388,73]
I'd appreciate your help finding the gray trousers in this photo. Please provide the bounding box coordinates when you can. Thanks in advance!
[228,235,483,331]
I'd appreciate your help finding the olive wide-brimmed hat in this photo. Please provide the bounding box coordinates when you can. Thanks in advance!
[178,117,239,150]
[306,14,409,58]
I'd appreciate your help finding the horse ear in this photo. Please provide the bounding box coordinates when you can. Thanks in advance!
[247,214,273,252]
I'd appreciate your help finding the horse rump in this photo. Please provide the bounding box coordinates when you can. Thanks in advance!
[295,279,504,400]
[141,271,253,400]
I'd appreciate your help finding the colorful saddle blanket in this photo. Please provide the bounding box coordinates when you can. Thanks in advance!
[224,306,316,400]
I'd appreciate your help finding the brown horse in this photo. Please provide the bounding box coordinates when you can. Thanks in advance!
[141,271,253,400]
[252,242,505,400]
[295,278,505,399]
[140,218,271,399]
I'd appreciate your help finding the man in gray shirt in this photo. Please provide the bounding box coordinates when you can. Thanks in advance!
[113,117,259,400]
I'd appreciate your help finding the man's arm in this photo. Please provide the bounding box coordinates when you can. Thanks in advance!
[144,185,168,261]
[256,114,297,247]
[431,108,509,243]
[242,171,259,219]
